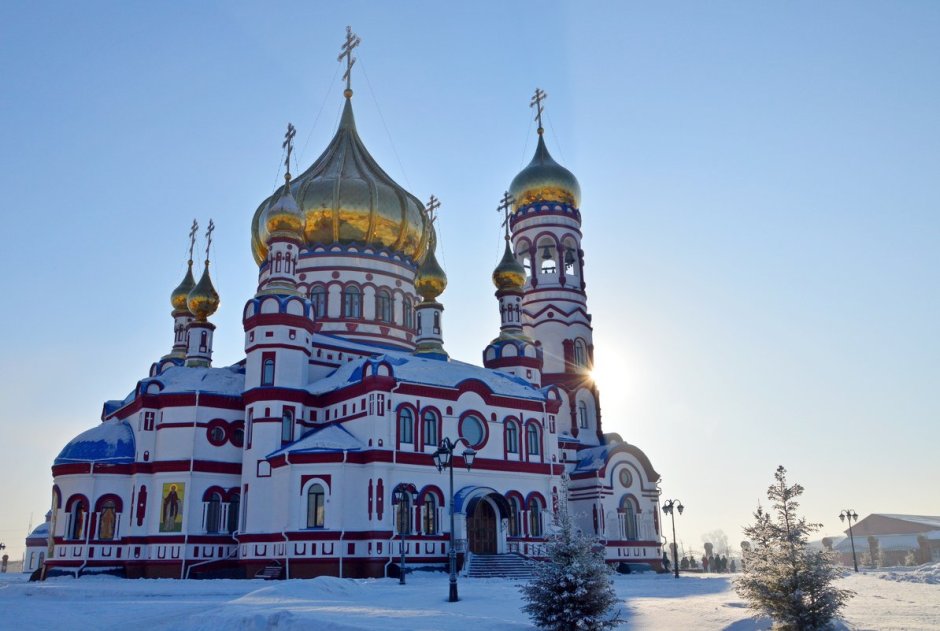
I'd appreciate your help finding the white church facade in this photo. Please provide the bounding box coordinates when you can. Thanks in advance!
[33,35,663,580]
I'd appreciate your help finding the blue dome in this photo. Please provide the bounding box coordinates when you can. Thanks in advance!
[55,421,135,465]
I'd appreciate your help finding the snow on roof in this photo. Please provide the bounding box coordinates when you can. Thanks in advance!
[268,423,365,458]
[308,351,543,401]
[874,515,940,529]
[574,445,610,472]
[55,420,135,465]
[835,533,934,552]
[122,365,245,404]
[26,521,49,541]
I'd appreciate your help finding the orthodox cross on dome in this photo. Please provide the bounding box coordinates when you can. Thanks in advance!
[282,123,296,182]
[188,219,199,263]
[426,194,441,224]
[205,219,215,263]
[497,191,515,239]
[530,87,547,134]
[338,26,362,94]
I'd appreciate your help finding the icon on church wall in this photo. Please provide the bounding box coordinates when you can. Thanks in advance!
[160,482,185,532]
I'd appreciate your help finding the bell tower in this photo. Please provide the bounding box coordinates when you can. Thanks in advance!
[508,89,601,443]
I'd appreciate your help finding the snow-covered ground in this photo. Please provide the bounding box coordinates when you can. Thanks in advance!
[0,567,937,630]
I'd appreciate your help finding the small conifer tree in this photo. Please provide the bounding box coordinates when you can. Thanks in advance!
[735,466,853,630]
[520,478,621,631]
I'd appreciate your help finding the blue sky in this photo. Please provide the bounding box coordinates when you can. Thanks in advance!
[1,1,938,558]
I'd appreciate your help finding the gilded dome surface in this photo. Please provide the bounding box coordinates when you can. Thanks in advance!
[187,263,220,321]
[259,179,304,242]
[170,263,196,313]
[414,228,446,301]
[251,97,430,264]
[509,134,581,210]
[492,239,526,290]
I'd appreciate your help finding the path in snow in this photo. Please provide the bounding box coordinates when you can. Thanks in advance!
[0,567,936,630]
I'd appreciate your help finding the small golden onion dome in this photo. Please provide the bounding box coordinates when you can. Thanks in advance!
[259,178,304,243]
[508,133,581,210]
[250,96,431,265]
[414,228,447,301]
[187,263,220,321]
[170,262,196,313]
[492,239,526,290]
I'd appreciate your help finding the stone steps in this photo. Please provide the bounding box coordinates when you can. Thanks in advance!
[466,553,534,579]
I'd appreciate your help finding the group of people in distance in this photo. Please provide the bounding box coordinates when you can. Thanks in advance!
[679,554,736,573]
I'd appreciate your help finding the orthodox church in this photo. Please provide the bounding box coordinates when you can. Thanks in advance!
[33,32,663,579]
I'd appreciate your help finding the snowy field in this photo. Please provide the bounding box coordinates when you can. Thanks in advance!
[0,566,937,630]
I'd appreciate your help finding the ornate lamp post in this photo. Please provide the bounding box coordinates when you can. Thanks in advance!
[432,437,476,602]
[661,499,684,579]
[393,488,410,584]
[839,509,860,572]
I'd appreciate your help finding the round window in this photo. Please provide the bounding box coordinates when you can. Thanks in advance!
[460,415,485,447]
[231,427,245,448]
[618,468,633,487]
[208,426,226,445]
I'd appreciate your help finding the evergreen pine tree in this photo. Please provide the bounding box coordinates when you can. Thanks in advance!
[735,466,853,630]
[519,478,622,631]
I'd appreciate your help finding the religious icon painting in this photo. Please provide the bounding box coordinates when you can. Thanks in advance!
[160,482,185,532]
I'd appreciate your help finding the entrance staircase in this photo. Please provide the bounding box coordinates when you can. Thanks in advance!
[465,553,534,579]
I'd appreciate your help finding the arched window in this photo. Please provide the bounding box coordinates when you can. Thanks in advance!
[422,410,438,448]
[98,500,117,540]
[423,495,438,535]
[403,296,414,330]
[262,357,275,386]
[199,330,208,352]
[343,285,362,318]
[574,340,588,368]
[396,492,412,535]
[274,251,282,273]
[539,241,556,275]
[508,497,522,537]
[307,484,325,528]
[398,408,414,444]
[578,401,589,429]
[526,423,541,456]
[528,498,542,537]
[310,286,327,318]
[206,493,222,534]
[620,496,638,540]
[506,420,519,454]
[563,240,578,276]
[227,493,240,533]
[281,408,294,444]
[375,289,392,322]
[70,501,86,540]
[433,311,441,333]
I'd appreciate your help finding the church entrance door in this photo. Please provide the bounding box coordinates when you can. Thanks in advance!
[468,499,497,554]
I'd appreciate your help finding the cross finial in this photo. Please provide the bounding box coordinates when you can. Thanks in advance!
[205,219,215,264]
[426,194,441,224]
[497,191,515,239]
[188,219,199,263]
[282,123,296,183]
[530,88,547,134]
[338,26,362,95]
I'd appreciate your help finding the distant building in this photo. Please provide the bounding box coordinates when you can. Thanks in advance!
[834,514,940,566]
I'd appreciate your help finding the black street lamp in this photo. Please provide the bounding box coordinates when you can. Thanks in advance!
[393,487,411,585]
[661,499,684,579]
[839,509,860,572]
[432,437,476,602]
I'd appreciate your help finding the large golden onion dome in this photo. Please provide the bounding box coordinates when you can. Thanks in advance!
[259,175,304,243]
[509,132,581,210]
[414,228,447,301]
[170,262,196,313]
[187,263,220,322]
[492,239,526,290]
[251,95,431,265]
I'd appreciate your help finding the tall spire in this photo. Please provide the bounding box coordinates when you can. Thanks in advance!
[338,25,361,98]
[164,220,199,363]
[530,87,547,135]
[282,122,296,183]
